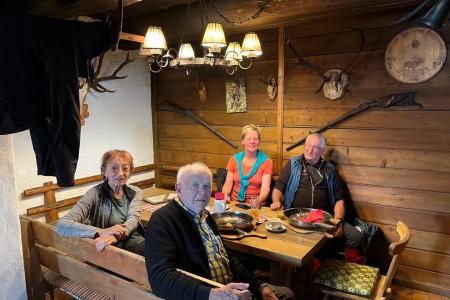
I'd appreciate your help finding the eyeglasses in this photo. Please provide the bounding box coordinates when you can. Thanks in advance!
[108,165,131,173]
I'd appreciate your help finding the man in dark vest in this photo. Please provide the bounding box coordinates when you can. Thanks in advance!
[271,133,365,262]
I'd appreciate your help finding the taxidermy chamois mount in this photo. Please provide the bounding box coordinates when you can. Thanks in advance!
[78,51,135,125]
[188,71,208,102]
[287,28,364,100]
[258,72,278,101]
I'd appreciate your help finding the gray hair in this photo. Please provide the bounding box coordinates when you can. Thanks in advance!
[176,162,212,184]
[241,124,261,140]
[306,133,327,149]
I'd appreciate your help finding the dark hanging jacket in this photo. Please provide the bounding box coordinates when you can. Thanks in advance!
[0,13,118,186]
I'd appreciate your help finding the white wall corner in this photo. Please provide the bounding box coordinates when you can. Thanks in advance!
[0,135,27,300]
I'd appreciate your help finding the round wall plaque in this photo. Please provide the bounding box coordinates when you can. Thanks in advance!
[385,26,447,83]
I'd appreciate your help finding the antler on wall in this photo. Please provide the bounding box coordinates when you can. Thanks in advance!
[287,27,365,100]
[89,51,135,92]
[78,51,135,125]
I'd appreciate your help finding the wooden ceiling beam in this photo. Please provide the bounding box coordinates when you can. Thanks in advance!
[26,0,142,19]
[123,0,421,47]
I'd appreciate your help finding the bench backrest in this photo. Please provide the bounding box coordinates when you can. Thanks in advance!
[20,215,160,300]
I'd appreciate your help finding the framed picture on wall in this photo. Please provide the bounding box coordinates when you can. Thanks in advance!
[226,78,247,113]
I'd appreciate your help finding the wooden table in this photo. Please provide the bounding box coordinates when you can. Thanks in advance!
[141,188,328,268]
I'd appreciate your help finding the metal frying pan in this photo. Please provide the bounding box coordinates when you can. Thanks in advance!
[284,208,335,229]
[211,211,254,232]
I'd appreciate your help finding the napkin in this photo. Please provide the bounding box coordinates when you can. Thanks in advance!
[299,209,324,222]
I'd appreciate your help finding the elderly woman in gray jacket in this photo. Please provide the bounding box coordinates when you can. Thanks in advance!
[57,149,145,255]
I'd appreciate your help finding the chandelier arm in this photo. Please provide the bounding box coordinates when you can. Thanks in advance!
[157,58,170,68]
[226,66,236,75]
[238,60,253,70]
[149,63,163,73]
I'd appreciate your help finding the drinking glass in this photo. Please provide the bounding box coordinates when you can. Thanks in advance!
[250,195,260,220]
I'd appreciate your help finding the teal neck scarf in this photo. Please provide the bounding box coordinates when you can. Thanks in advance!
[234,150,269,201]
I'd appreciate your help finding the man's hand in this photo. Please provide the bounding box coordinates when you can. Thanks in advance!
[94,235,118,252]
[209,283,252,300]
[261,285,278,300]
[333,222,344,237]
[98,224,127,240]
[270,202,283,211]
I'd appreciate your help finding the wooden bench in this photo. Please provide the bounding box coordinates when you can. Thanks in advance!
[24,164,156,223]
[20,215,223,300]
[20,214,159,300]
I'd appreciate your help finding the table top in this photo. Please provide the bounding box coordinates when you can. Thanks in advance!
[141,188,328,268]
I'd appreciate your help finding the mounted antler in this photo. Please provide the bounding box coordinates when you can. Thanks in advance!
[287,38,328,93]
[325,28,365,99]
[287,27,365,100]
[258,72,278,101]
[78,51,135,126]
[89,51,135,93]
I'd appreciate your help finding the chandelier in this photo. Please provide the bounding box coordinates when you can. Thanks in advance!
[139,1,270,75]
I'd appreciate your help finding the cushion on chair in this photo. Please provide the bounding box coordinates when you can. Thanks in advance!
[314,259,379,296]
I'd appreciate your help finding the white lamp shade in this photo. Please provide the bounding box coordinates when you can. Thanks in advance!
[241,32,262,58]
[142,26,168,55]
[225,42,243,61]
[201,22,227,51]
[178,43,195,59]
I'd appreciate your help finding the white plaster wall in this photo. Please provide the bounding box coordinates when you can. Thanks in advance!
[0,135,27,300]
[14,49,154,216]
[3,49,153,298]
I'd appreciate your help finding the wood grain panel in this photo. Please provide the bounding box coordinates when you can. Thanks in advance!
[375,223,450,255]
[158,150,279,174]
[285,88,450,110]
[339,165,450,193]
[156,93,278,110]
[395,265,450,295]
[282,128,450,151]
[157,110,277,126]
[158,124,278,142]
[325,146,450,172]
[286,29,390,58]
[159,150,231,169]
[284,109,450,130]
[352,203,450,234]
[160,175,177,190]
[401,249,450,275]
[347,184,450,214]
[157,73,281,98]
[159,138,278,157]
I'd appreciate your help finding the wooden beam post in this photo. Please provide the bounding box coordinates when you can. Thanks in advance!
[276,26,286,173]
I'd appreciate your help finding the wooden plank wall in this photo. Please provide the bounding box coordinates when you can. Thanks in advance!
[152,7,450,297]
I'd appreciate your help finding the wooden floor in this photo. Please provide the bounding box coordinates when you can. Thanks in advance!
[46,285,448,300]
[389,286,448,300]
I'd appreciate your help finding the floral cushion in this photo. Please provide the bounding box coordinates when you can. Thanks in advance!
[314,259,379,296]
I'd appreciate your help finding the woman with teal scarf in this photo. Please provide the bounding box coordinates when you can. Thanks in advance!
[222,124,273,206]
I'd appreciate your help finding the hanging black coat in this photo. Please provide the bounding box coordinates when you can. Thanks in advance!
[0,13,118,187]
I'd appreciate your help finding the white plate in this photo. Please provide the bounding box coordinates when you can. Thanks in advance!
[265,223,286,233]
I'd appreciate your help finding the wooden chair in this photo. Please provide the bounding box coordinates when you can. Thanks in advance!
[314,221,410,300]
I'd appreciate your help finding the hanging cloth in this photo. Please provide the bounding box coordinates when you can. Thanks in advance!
[234,150,269,201]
